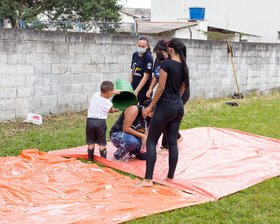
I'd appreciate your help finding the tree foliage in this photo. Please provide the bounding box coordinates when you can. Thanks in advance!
[0,0,121,30]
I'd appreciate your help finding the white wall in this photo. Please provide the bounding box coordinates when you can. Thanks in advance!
[1,29,280,121]
[174,21,207,40]
[151,0,185,21]
[151,0,280,40]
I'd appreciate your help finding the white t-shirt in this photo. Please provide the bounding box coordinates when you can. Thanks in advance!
[87,92,113,119]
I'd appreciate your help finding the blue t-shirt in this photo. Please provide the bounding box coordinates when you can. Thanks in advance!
[130,52,153,99]
[153,57,161,79]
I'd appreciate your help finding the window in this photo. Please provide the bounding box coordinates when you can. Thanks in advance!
[278,31,280,39]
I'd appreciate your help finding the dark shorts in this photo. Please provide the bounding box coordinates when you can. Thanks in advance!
[86,118,107,145]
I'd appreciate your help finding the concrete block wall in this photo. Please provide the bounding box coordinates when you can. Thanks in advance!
[186,40,280,99]
[0,29,139,121]
[0,29,279,121]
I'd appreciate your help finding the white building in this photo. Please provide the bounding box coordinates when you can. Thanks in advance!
[118,7,206,39]
[151,0,280,42]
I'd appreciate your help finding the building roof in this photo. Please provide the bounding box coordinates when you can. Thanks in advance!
[134,21,197,34]
[120,8,150,19]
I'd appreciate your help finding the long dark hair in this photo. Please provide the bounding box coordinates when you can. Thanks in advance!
[153,39,169,61]
[153,39,169,53]
[138,36,152,55]
[168,38,189,88]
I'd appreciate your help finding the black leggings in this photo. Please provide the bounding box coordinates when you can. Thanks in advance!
[161,86,189,148]
[145,106,184,180]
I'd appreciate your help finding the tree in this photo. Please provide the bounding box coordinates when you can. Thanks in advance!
[0,0,121,31]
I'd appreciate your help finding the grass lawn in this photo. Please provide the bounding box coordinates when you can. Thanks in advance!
[0,91,279,223]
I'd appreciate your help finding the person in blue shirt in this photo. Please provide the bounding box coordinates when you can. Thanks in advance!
[129,36,153,105]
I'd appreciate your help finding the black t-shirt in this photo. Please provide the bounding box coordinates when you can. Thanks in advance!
[157,59,185,110]
[109,105,150,137]
[154,57,190,105]
[130,52,153,98]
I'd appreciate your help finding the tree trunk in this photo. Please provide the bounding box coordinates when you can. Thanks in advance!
[8,17,17,28]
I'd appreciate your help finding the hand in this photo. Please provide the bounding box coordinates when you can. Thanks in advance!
[146,89,152,98]
[143,106,152,118]
[114,89,121,95]
[140,135,147,153]
[134,89,139,96]
[140,144,146,153]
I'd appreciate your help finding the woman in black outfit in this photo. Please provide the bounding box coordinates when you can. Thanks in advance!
[136,38,190,187]
[146,39,190,151]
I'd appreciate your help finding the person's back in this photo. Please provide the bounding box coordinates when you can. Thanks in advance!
[88,92,112,119]
[110,101,155,161]
[157,59,185,110]
[110,105,147,138]
[110,105,147,160]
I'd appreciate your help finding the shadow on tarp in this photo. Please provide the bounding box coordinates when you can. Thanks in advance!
[49,127,280,200]
[0,149,210,223]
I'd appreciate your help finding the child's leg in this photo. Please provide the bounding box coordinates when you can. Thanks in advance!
[99,145,107,158]
[88,144,95,162]
[86,118,97,163]
[94,119,107,159]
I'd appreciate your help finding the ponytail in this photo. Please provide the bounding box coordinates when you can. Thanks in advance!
[146,46,152,55]
[179,45,189,88]
[168,38,189,88]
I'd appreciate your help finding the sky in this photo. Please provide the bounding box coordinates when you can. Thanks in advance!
[118,0,151,8]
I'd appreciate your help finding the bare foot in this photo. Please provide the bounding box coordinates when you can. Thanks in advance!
[165,178,173,182]
[133,179,153,187]
[177,136,184,144]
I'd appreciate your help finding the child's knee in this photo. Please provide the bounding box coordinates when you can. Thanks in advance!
[99,145,106,150]
[88,144,94,150]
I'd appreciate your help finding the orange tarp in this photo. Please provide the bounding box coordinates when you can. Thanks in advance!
[0,149,210,223]
[50,127,280,200]
[2,127,280,223]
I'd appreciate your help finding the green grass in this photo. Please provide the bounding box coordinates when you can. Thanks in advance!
[1,91,280,223]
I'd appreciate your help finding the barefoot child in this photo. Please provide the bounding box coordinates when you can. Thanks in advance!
[86,81,120,162]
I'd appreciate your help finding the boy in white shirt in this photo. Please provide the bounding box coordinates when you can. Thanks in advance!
[86,81,120,162]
